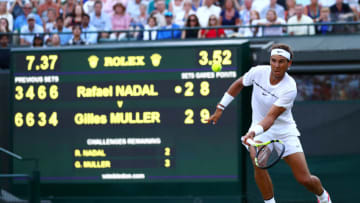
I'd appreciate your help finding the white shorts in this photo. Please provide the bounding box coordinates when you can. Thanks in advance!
[242,134,303,158]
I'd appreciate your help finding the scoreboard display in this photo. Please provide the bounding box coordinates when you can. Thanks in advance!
[11,41,249,186]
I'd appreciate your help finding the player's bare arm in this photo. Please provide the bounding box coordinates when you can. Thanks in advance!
[206,77,245,124]
[242,105,286,145]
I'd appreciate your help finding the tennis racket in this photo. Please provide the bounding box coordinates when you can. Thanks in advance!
[243,138,285,169]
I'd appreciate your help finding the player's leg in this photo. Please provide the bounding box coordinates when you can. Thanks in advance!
[249,146,275,202]
[283,152,331,202]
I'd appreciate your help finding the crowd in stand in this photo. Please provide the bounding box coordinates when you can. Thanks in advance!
[0,0,359,47]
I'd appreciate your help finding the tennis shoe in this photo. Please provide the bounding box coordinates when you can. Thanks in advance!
[317,191,332,203]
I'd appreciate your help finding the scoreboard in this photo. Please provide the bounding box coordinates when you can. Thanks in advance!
[11,41,250,187]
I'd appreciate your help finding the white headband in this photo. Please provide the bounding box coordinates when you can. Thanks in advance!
[271,49,291,60]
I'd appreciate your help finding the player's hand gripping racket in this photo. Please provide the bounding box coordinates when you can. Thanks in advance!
[242,138,285,169]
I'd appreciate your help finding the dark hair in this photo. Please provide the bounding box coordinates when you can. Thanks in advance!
[185,14,200,27]
[0,18,10,32]
[0,33,9,39]
[271,43,294,60]
[72,24,82,31]
[94,0,102,7]
[33,34,44,47]
[147,16,157,25]
[56,16,64,23]
[82,13,90,19]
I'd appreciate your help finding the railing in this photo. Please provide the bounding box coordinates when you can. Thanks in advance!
[0,147,40,203]
[1,21,360,47]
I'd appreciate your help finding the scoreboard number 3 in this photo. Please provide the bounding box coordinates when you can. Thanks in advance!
[25,55,59,71]
[198,49,232,66]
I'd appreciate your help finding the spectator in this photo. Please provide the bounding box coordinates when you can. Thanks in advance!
[32,33,44,47]
[152,0,168,27]
[62,0,76,18]
[240,0,253,26]
[90,1,111,39]
[196,0,221,27]
[14,3,43,31]
[73,4,85,25]
[157,11,182,39]
[49,33,60,46]
[0,33,10,69]
[304,0,322,21]
[252,0,269,13]
[147,0,170,15]
[67,24,86,45]
[181,14,200,39]
[44,8,56,32]
[220,0,240,36]
[131,3,148,26]
[50,17,72,45]
[83,0,96,14]
[191,0,203,11]
[143,15,158,40]
[255,9,285,36]
[64,14,74,29]
[239,10,262,37]
[174,0,196,26]
[127,0,142,20]
[110,2,131,40]
[28,0,40,14]
[0,32,9,48]
[284,0,296,21]
[37,0,60,23]
[260,0,285,19]
[103,0,129,16]
[347,0,360,17]
[316,7,332,34]
[0,18,10,32]
[8,0,24,20]
[199,14,225,38]
[287,4,315,35]
[20,13,44,46]
[0,1,13,31]
[81,13,98,44]
[277,0,287,8]
[169,0,184,18]
[330,0,354,22]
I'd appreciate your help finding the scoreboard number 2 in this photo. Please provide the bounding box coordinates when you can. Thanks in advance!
[198,49,232,66]
[184,108,210,125]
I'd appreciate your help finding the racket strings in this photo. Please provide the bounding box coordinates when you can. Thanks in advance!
[256,142,284,168]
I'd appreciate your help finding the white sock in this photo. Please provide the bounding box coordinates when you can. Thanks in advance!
[264,197,276,203]
[316,189,329,201]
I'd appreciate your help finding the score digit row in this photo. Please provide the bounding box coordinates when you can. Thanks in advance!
[14,112,58,128]
[15,85,59,101]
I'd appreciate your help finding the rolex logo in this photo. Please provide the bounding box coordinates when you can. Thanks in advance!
[88,55,99,69]
[150,53,162,67]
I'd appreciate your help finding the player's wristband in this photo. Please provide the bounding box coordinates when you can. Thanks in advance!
[216,104,225,110]
[219,92,234,109]
[251,124,264,136]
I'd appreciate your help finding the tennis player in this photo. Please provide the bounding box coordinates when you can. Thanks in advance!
[206,43,332,203]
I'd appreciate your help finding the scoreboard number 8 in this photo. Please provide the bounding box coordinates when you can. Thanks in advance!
[198,49,232,66]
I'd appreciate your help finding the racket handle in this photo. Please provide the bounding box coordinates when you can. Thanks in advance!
[241,137,256,146]
[246,139,256,146]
